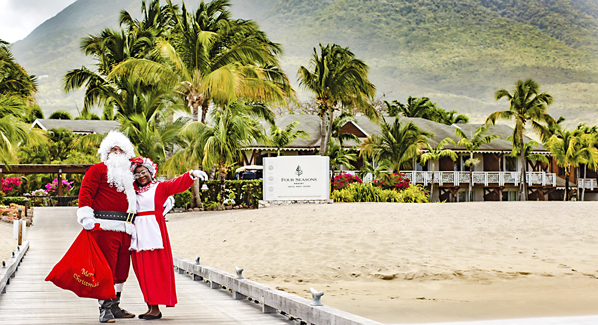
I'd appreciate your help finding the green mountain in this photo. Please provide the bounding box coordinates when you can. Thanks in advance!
[11,0,598,125]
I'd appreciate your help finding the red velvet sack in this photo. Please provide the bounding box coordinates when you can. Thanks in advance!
[45,229,116,300]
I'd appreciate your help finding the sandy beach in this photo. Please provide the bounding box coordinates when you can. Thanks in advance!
[166,202,598,324]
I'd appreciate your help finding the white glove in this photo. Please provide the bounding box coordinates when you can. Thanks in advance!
[191,170,208,181]
[163,196,175,216]
[81,219,95,230]
[77,206,95,230]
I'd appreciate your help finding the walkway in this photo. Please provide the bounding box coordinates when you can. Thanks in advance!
[0,207,291,325]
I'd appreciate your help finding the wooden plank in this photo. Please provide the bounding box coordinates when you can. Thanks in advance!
[0,207,291,325]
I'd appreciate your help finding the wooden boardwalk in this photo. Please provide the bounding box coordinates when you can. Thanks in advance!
[0,207,291,325]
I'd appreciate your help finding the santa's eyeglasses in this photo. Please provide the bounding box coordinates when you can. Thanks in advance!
[134,170,150,179]
[109,147,124,154]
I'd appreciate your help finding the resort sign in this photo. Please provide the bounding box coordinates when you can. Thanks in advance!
[263,156,330,200]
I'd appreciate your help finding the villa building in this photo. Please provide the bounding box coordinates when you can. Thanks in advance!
[243,114,591,201]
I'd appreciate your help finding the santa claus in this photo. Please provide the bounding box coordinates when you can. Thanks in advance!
[77,130,137,323]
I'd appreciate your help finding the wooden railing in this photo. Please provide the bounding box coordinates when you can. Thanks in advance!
[399,171,557,187]
[578,178,597,190]
[173,256,382,325]
[1,242,29,294]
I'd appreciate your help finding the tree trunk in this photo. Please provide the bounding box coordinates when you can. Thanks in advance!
[564,169,570,201]
[319,111,327,155]
[200,100,209,124]
[430,162,435,202]
[191,179,204,210]
[188,92,200,122]
[469,152,473,202]
[582,165,587,201]
[219,167,226,210]
[520,138,528,201]
[324,109,334,153]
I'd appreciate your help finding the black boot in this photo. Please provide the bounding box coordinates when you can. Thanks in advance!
[98,299,116,323]
[111,292,135,319]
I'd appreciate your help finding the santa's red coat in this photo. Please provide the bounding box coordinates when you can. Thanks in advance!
[79,163,129,213]
[131,171,194,306]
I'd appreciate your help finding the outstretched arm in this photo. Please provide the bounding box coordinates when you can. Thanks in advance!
[160,170,208,197]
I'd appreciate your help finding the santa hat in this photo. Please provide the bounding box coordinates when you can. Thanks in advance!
[130,157,158,179]
[98,131,135,162]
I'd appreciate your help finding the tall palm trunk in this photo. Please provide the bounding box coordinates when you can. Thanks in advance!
[324,110,334,153]
[218,166,226,210]
[563,167,570,201]
[469,151,473,202]
[191,179,204,210]
[319,111,327,155]
[200,100,209,124]
[430,162,435,202]
[520,137,528,201]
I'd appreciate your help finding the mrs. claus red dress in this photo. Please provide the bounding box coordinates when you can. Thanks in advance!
[130,172,194,307]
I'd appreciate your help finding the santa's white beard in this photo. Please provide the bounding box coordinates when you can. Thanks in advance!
[105,153,135,193]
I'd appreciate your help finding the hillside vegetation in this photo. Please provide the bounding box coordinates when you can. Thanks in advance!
[10,0,598,125]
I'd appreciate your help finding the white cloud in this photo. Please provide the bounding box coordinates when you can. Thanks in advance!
[0,0,77,43]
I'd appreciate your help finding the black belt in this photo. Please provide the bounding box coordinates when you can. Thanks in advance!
[94,211,136,223]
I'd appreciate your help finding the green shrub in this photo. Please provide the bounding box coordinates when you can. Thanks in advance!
[174,190,192,208]
[397,185,430,203]
[0,191,5,204]
[331,188,354,202]
[3,197,26,205]
[331,183,429,203]
[172,180,263,209]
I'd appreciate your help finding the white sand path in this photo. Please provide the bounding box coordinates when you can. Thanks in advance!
[167,202,598,324]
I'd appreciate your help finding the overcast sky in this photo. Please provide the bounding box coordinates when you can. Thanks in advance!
[0,0,77,43]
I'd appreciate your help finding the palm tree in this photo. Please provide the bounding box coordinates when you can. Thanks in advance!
[360,117,432,173]
[455,125,500,202]
[575,124,598,200]
[506,136,549,169]
[486,79,555,201]
[120,113,189,165]
[119,0,174,36]
[545,128,598,201]
[326,141,357,172]
[357,160,392,180]
[267,120,310,155]
[298,43,376,155]
[114,0,292,123]
[330,112,360,146]
[48,110,73,120]
[420,138,458,201]
[439,110,469,125]
[0,39,37,101]
[197,102,267,210]
[385,97,436,119]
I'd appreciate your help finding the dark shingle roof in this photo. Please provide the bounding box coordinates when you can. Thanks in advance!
[246,114,547,153]
[32,119,119,134]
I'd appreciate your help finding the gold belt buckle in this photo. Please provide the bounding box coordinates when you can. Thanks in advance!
[125,212,135,223]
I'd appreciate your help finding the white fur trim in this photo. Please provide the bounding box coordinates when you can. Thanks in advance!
[114,283,124,292]
[98,131,135,162]
[77,206,94,225]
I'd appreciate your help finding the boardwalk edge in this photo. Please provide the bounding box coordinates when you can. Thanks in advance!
[0,241,30,296]
[173,255,383,325]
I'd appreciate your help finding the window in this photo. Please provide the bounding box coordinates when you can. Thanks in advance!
[416,160,428,171]
[504,156,517,172]
[460,155,472,172]
[501,190,517,201]
[454,156,461,172]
